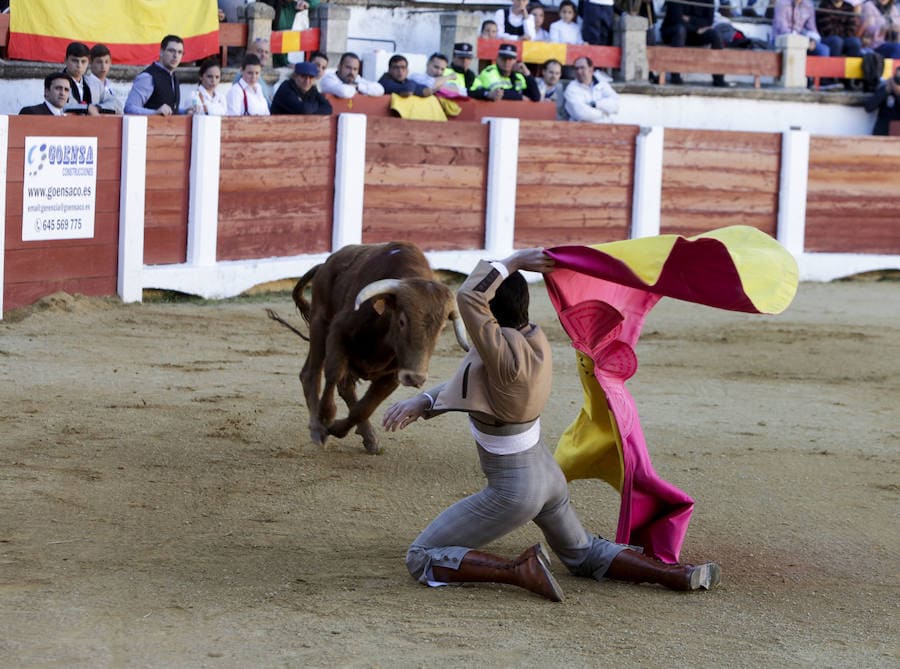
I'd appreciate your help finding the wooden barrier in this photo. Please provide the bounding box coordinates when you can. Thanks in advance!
[0,13,9,59]
[806,56,896,90]
[3,116,122,311]
[361,117,489,250]
[805,135,900,254]
[647,46,782,88]
[143,116,191,265]
[515,121,638,246]
[218,22,247,66]
[217,116,336,260]
[660,129,781,237]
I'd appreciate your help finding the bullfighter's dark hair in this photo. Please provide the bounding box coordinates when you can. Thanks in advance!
[490,271,529,330]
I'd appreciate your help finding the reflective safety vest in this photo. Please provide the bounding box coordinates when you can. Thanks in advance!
[441,66,468,96]
[471,64,527,94]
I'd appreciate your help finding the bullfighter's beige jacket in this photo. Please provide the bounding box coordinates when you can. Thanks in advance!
[425,260,552,425]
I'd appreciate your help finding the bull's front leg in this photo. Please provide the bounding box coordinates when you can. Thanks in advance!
[328,375,399,454]
[300,315,330,446]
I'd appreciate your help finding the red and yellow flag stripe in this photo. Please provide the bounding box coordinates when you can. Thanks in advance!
[269,28,321,55]
[8,0,219,65]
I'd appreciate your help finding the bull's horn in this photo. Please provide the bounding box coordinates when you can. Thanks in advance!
[449,300,470,352]
[354,279,403,311]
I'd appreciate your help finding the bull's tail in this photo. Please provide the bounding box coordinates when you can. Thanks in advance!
[293,264,320,325]
[265,308,310,341]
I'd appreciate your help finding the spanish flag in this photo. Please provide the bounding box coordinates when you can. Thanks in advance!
[545,226,798,563]
[8,0,219,65]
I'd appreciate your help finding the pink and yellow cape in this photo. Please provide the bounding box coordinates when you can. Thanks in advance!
[545,226,798,563]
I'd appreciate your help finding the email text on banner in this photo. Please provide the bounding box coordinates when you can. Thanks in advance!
[22,136,98,242]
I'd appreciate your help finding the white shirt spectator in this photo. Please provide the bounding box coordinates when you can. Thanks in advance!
[319,71,385,98]
[550,20,584,45]
[564,71,619,123]
[226,78,270,116]
[195,87,228,116]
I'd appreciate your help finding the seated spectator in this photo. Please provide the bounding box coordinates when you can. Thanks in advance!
[530,3,552,41]
[124,35,184,116]
[470,42,541,101]
[61,42,99,116]
[85,43,122,115]
[495,0,536,41]
[864,64,900,134]
[661,0,727,86]
[860,0,900,59]
[772,0,831,57]
[481,20,499,39]
[550,0,584,44]
[271,61,332,115]
[319,52,385,98]
[816,0,863,57]
[564,55,619,122]
[190,58,228,115]
[19,74,70,116]
[410,53,454,93]
[537,58,564,101]
[226,54,271,115]
[581,0,616,45]
[379,54,434,97]
[449,42,477,91]
[309,50,329,84]
[234,38,274,104]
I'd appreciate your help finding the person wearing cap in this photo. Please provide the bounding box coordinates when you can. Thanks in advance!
[494,0,537,41]
[449,43,477,91]
[319,52,385,99]
[470,43,541,102]
[563,55,619,123]
[271,61,333,115]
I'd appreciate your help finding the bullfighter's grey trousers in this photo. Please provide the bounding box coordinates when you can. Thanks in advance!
[406,435,629,584]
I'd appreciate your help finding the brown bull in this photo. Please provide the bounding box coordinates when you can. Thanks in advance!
[267,242,468,453]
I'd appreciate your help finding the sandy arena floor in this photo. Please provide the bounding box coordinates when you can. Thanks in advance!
[1,279,897,668]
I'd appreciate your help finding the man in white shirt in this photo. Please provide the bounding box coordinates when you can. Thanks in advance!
[564,55,619,123]
[319,52,385,98]
[582,0,616,45]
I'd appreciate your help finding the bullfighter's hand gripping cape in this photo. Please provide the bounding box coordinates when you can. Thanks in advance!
[545,226,799,563]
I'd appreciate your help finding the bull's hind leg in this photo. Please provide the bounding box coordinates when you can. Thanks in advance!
[329,375,399,454]
[300,316,330,445]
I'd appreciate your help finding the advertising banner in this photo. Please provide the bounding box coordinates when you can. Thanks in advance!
[22,136,98,242]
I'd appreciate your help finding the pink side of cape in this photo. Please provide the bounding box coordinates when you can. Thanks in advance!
[545,246,710,563]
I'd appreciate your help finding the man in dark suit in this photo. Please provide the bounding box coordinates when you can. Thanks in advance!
[19,74,71,115]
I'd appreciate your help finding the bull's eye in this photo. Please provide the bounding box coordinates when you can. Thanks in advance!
[398,313,408,331]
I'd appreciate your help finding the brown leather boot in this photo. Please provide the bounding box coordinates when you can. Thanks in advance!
[604,549,721,591]
[431,543,564,602]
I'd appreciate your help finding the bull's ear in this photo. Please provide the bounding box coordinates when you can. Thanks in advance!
[372,298,387,315]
